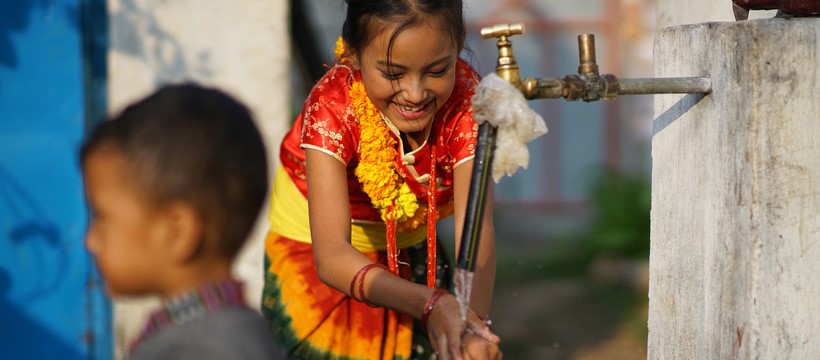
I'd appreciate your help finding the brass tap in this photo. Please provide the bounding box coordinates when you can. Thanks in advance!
[480,23,712,102]
[480,23,525,88]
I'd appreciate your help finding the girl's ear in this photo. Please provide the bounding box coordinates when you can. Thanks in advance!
[336,38,359,69]
[347,51,360,70]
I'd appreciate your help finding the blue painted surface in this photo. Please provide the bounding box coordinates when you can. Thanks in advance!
[0,0,110,359]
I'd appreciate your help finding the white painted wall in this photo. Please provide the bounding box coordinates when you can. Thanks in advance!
[107,0,289,357]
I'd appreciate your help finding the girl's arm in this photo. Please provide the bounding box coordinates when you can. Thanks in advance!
[452,158,497,317]
[305,149,436,318]
[307,149,497,359]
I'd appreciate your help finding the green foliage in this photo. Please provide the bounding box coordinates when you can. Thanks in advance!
[582,168,651,259]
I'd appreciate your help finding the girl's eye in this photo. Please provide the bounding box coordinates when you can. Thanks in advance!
[381,71,402,80]
[429,68,449,77]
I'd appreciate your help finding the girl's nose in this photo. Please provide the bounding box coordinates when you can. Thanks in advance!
[401,78,426,104]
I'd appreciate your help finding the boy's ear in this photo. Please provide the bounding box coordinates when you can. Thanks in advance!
[163,202,205,264]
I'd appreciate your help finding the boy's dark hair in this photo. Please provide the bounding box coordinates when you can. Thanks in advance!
[81,83,268,258]
[341,0,466,58]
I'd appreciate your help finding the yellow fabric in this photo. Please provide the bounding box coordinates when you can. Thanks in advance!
[268,165,427,252]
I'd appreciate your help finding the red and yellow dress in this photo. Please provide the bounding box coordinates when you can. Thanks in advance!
[261,59,480,360]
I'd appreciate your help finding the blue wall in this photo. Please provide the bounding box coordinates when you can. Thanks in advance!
[0,0,110,358]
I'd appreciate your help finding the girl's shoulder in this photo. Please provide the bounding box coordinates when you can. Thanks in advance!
[456,58,481,86]
[443,59,481,114]
[305,63,356,104]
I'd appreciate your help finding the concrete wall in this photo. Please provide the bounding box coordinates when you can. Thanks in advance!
[107,0,289,357]
[649,18,820,359]
[656,0,777,29]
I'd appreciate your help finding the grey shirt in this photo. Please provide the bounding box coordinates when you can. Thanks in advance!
[128,307,285,360]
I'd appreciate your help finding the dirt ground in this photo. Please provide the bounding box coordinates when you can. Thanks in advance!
[490,268,648,360]
[441,205,650,360]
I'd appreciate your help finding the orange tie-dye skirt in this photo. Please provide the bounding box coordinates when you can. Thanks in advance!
[261,232,448,360]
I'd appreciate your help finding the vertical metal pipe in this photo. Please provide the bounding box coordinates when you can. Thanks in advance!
[578,34,598,76]
[456,123,497,272]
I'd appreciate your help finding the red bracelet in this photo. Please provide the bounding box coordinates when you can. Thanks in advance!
[350,263,381,301]
[421,288,448,330]
[357,264,387,307]
[349,263,387,303]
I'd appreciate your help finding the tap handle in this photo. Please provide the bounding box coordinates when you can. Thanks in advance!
[480,23,526,86]
[480,23,525,39]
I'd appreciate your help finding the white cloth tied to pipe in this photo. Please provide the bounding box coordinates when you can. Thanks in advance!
[471,73,548,182]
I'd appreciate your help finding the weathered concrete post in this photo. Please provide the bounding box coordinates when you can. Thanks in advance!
[649,18,820,359]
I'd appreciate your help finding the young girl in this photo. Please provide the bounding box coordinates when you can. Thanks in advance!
[261,1,501,359]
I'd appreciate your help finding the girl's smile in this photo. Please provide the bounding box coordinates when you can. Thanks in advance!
[392,98,434,120]
[357,19,459,150]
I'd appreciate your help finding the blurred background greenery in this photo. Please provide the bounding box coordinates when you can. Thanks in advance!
[490,167,651,359]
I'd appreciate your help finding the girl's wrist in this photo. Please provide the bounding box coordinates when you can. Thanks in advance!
[420,288,448,330]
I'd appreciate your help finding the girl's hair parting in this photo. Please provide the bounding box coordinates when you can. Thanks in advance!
[341,0,466,58]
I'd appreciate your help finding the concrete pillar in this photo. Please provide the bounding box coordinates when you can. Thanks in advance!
[657,0,777,29]
[649,18,820,359]
[107,1,289,358]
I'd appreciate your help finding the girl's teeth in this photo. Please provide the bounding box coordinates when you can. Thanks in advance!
[400,105,421,112]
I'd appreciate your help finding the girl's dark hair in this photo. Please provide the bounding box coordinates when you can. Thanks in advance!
[80,83,268,258]
[341,0,466,58]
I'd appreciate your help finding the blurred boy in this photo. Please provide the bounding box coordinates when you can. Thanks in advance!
[80,83,284,360]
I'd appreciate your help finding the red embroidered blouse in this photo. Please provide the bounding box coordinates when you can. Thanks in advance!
[279,59,481,223]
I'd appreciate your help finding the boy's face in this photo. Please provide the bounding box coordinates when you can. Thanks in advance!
[82,148,167,297]
[357,20,458,143]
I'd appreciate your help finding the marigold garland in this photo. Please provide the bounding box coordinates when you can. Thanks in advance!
[338,37,453,283]
[350,80,420,226]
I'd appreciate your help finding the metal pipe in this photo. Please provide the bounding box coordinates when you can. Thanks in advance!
[617,77,712,95]
[457,23,524,273]
[522,77,564,99]
[577,34,599,77]
[456,123,497,272]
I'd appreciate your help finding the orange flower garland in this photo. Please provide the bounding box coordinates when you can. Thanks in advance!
[350,79,421,228]
[338,37,451,285]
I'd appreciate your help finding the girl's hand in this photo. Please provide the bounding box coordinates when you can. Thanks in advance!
[462,332,502,360]
[465,309,499,345]
[426,293,465,360]
[462,309,501,359]
[426,293,501,360]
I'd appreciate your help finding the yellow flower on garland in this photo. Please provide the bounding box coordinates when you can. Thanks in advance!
[350,80,420,226]
[335,36,347,62]
[338,36,453,232]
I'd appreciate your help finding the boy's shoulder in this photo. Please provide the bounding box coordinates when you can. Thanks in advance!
[129,307,286,360]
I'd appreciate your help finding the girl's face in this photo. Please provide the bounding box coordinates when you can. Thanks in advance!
[357,20,459,145]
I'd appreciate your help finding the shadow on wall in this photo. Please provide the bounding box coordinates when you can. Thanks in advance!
[108,0,213,86]
[0,167,84,359]
[0,0,93,70]
[0,166,69,301]
[0,269,85,359]
[0,0,42,68]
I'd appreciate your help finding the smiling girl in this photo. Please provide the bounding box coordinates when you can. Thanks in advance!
[261,1,500,359]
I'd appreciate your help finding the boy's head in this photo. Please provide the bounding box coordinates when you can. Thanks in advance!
[81,83,268,296]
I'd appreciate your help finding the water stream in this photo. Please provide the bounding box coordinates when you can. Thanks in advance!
[453,268,474,324]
